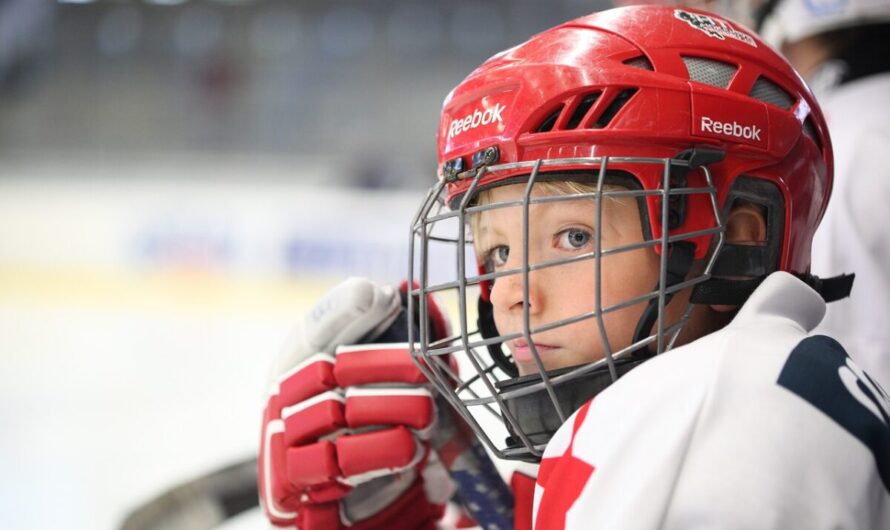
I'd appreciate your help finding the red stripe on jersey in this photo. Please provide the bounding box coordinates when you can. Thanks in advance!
[537,401,592,485]
[535,457,594,530]
[535,401,595,530]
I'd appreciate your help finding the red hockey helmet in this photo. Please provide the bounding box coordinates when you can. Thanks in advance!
[408,5,845,461]
[439,5,832,273]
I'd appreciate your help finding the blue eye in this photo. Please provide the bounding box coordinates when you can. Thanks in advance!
[486,245,510,268]
[559,228,591,249]
[496,245,509,264]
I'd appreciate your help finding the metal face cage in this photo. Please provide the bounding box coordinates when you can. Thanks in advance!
[408,155,725,461]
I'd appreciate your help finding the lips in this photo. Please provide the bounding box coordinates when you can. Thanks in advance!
[510,337,558,363]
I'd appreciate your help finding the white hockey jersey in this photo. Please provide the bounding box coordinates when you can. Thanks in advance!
[532,272,890,530]
[811,72,890,389]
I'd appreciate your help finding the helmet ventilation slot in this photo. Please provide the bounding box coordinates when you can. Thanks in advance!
[530,88,637,133]
[535,104,564,133]
[682,56,738,88]
[623,55,654,71]
[565,92,601,130]
[802,117,823,152]
[594,88,638,129]
[749,76,794,110]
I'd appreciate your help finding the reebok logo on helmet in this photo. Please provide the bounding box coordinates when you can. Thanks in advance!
[692,92,769,148]
[700,116,762,141]
[448,104,505,139]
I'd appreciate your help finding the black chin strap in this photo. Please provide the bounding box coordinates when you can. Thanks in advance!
[690,272,855,306]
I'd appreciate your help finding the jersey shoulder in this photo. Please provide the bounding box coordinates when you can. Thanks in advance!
[775,334,890,487]
[535,319,890,529]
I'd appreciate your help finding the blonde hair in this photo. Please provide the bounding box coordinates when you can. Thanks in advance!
[469,180,623,243]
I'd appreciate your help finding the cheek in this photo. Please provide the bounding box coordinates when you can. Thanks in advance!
[549,263,602,341]
[602,247,660,300]
[551,248,656,317]
[553,261,597,309]
[595,248,661,342]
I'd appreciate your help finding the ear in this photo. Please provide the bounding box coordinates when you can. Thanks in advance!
[710,201,767,313]
[724,201,767,246]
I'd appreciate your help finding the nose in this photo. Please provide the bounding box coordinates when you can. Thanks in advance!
[489,262,543,318]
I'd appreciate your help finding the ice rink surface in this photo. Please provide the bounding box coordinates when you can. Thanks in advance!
[0,302,285,529]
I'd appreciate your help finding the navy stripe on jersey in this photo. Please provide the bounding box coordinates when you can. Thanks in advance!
[777,335,890,493]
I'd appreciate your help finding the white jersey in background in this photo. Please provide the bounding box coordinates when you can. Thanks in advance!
[811,72,890,389]
[533,272,890,530]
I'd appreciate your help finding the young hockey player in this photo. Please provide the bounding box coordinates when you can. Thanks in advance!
[259,5,888,529]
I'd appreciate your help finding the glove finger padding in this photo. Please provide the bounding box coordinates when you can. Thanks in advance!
[280,345,437,446]
[284,427,425,490]
[337,344,437,437]
[260,278,456,530]
[344,387,436,436]
[282,391,346,447]
[277,353,338,409]
[259,413,299,519]
[283,345,437,485]
[265,347,448,528]
[335,344,430,386]
[335,426,426,482]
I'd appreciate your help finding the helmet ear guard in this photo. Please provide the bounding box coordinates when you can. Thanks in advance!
[689,175,784,306]
[689,175,854,305]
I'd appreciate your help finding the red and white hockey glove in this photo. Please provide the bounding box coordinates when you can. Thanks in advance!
[259,277,455,530]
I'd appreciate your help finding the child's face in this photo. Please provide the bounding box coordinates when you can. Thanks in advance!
[475,182,670,376]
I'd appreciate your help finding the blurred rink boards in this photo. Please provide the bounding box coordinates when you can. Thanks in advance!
[0,153,440,529]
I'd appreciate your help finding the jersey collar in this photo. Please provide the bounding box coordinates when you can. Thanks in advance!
[731,271,826,333]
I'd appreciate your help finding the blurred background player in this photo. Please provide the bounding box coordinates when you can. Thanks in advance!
[263,5,888,530]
